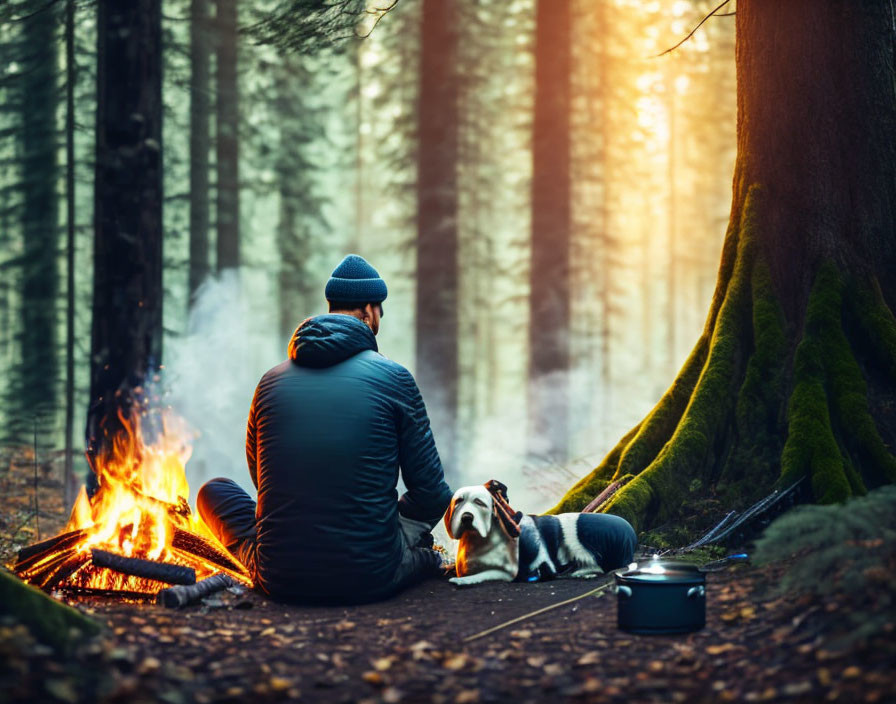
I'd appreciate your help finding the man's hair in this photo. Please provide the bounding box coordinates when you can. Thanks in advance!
[328,300,382,314]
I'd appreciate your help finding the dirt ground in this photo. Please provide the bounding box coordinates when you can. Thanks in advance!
[2,451,895,703]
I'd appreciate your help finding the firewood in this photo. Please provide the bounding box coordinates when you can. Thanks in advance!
[156,573,235,608]
[171,527,247,576]
[18,548,78,585]
[15,529,87,569]
[60,586,157,601]
[90,549,196,585]
[38,553,90,591]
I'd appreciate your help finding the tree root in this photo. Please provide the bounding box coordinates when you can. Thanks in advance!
[546,192,747,517]
[598,186,761,532]
[781,263,896,501]
[552,182,896,533]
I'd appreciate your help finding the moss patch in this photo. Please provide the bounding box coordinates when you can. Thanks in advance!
[719,256,788,502]
[826,280,896,487]
[780,263,852,503]
[0,569,101,653]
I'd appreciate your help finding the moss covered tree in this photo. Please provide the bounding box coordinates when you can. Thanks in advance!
[552,0,896,535]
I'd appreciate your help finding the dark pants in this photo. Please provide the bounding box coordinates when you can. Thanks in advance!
[196,477,443,603]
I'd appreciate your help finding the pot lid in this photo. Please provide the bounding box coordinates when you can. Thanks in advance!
[616,560,705,585]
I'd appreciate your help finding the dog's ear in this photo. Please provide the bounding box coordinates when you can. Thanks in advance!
[444,498,456,540]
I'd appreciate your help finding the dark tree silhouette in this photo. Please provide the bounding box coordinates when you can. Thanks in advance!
[16,2,60,441]
[216,0,240,272]
[554,0,896,533]
[189,0,211,299]
[529,0,571,462]
[416,0,459,478]
[86,0,163,475]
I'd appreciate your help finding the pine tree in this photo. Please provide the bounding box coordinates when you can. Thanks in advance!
[529,0,571,462]
[416,0,460,478]
[14,0,60,442]
[215,0,240,272]
[189,0,212,299]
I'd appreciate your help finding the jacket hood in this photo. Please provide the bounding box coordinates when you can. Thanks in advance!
[288,314,378,368]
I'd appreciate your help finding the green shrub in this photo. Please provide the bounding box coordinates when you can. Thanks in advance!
[754,486,896,645]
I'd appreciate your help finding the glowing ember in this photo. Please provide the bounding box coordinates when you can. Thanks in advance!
[14,404,250,596]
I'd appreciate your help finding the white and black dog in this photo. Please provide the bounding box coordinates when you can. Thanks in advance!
[445,481,637,586]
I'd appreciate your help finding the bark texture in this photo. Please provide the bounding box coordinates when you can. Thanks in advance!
[17,2,59,439]
[553,0,896,535]
[216,0,240,271]
[87,0,163,473]
[189,0,211,299]
[416,0,459,478]
[529,0,572,461]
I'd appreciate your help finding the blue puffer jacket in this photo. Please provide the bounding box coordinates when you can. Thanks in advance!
[246,314,452,602]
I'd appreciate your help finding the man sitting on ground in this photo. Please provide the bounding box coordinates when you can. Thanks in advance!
[197,255,453,603]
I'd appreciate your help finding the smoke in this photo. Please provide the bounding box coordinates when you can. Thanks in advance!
[164,271,280,502]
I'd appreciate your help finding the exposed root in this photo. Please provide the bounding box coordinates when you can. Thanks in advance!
[598,186,760,532]
[547,196,745,516]
[546,423,640,514]
[778,262,896,501]
[828,280,896,487]
[612,336,709,481]
[718,256,788,497]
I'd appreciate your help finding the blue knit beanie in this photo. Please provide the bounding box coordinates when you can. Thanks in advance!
[325,254,388,305]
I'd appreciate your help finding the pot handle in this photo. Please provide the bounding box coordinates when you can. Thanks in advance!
[617,585,633,599]
[687,585,705,599]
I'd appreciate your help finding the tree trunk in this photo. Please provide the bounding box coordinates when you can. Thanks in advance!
[552,0,896,535]
[87,0,163,477]
[64,0,76,507]
[215,0,240,272]
[189,0,211,300]
[529,0,571,462]
[18,1,59,440]
[416,0,459,479]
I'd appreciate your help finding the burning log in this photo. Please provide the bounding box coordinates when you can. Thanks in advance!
[40,553,91,591]
[15,529,88,569]
[171,527,247,576]
[90,549,196,585]
[18,548,79,586]
[157,573,235,608]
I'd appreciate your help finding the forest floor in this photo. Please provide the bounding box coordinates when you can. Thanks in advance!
[2,450,895,704]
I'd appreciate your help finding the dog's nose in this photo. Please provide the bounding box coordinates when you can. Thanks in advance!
[460,512,474,524]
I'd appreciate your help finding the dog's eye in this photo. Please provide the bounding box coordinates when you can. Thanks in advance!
[473,498,488,508]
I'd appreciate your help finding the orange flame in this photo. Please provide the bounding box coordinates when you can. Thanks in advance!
[57,406,250,593]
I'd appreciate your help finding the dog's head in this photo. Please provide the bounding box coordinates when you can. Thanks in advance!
[444,486,495,540]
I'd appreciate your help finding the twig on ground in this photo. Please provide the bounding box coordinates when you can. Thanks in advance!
[464,570,625,643]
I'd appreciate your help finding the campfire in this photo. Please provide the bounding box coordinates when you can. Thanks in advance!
[11,404,250,603]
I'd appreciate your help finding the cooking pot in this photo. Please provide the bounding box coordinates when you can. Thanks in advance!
[615,560,706,634]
